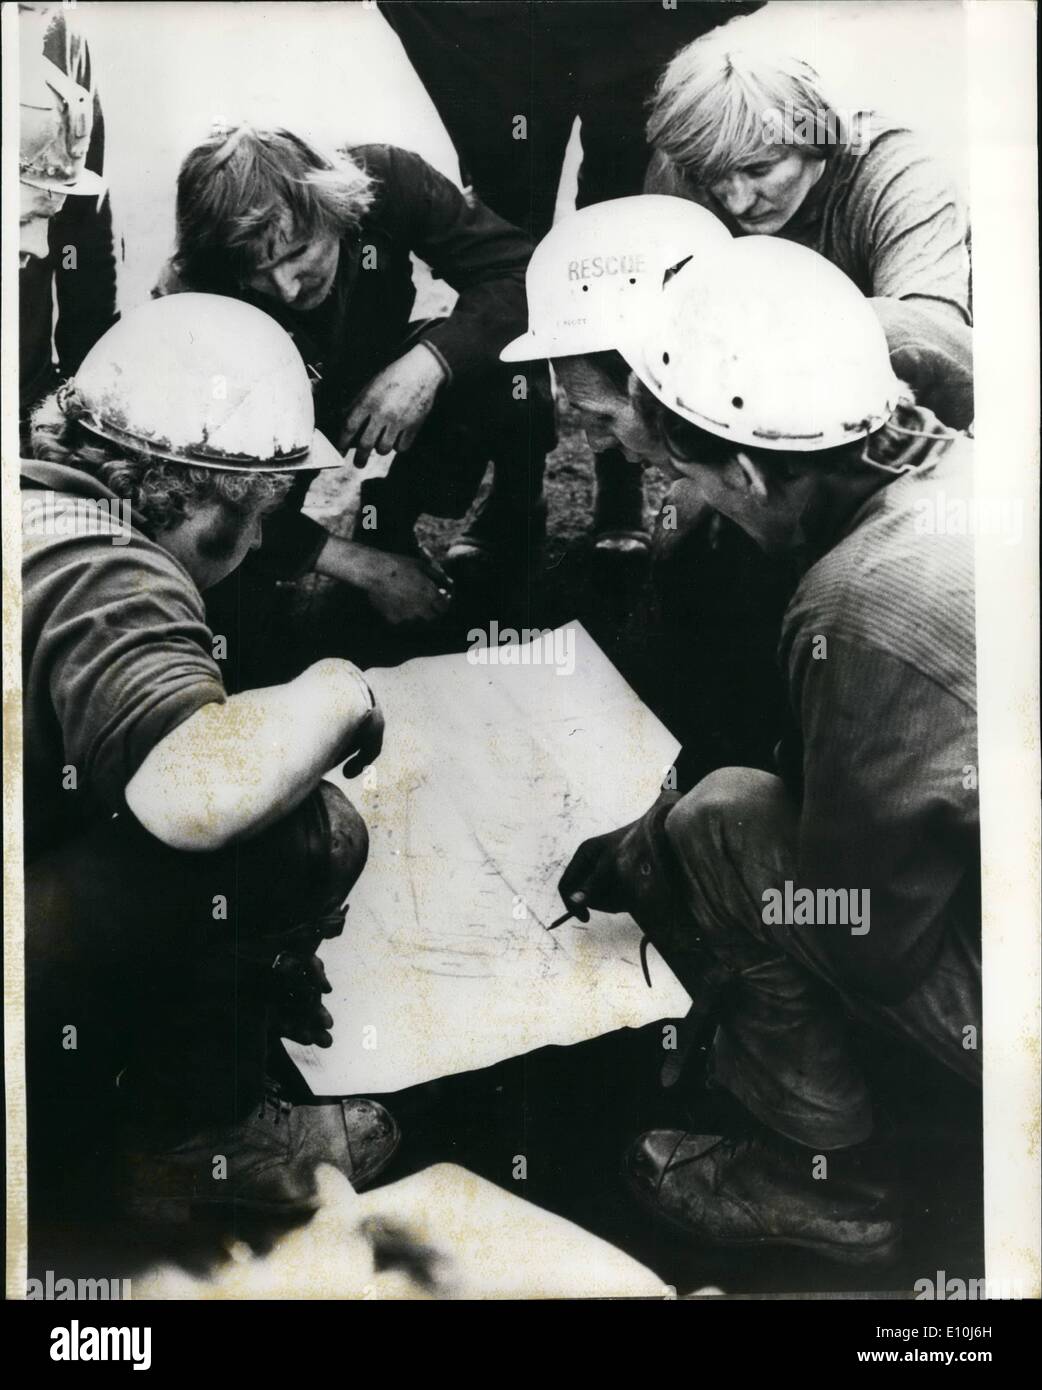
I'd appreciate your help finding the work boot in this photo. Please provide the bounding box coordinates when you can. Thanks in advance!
[116,1082,400,1223]
[592,450,650,569]
[624,1129,901,1266]
[444,490,548,587]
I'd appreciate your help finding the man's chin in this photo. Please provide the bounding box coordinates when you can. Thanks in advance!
[297,267,338,312]
[737,212,785,234]
[294,287,328,312]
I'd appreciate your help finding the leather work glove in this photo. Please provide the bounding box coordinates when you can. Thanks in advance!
[557,821,643,922]
[558,794,689,948]
[558,798,734,1037]
[270,949,336,1048]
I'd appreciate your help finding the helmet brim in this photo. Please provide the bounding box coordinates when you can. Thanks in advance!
[620,332,898,453]
[299,428,347,472]
[500,325,620,363]
[78,417,347,473]
[195,427,346,473]
[22,168,107,197]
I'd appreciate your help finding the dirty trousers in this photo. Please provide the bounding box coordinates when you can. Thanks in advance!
[661,768,982,1149]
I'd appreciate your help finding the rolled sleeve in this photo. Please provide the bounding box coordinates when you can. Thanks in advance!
[42,545,227,811]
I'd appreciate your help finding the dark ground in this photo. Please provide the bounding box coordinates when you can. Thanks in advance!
[29,394,983,1298]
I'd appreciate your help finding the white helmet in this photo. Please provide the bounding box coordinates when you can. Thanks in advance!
[20,22,104,197]
[500,195,730,362]
[69,294,343,472]
[624,237,901,452]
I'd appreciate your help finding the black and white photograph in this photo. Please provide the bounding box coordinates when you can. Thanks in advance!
[3,0,1038,1334]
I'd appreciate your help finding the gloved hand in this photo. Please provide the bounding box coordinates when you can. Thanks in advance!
[270,949,336,1048]
[557,821,641,922]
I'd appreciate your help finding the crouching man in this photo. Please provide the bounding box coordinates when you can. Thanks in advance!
[558,239,980,1265]
[23,293,399,1228]
[158,124,552,624]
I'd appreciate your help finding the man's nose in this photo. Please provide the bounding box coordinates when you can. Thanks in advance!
[270,262,303,305]
[719,174,757,218]
[584,423,615,454]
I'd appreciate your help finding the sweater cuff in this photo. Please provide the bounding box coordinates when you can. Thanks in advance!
[415,337,453,387]
[614,792,691,948]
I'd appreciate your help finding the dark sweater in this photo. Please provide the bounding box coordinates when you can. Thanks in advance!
[155,142,533,578]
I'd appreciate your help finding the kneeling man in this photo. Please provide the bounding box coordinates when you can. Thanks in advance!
[24,294,399,1225]
[558,239,980,1264]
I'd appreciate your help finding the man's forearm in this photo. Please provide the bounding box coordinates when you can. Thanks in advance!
[315,534,383,588]
[125,660,375,851]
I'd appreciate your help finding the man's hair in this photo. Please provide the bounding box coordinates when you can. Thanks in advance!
[30,387,292,537]
[631,376,919,479]
[172,124,375,290]
[647,32,849,185]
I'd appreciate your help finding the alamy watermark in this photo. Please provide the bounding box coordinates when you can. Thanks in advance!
[467,621,576,676]
[27,1270,131,1300]
[914,491,1024,546]
[49,1321,151,1371]
[761,104,872,155]
[914,1269,1023,1300]
[762,881,870,935]
[24,495,132,546]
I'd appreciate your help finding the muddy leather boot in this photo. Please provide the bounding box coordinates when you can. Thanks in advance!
[624,1127,901,1266]
[116,1082,401,1223]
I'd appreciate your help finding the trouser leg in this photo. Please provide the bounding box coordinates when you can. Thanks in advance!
[662,768,875,1148]
[379,1,574,239]
[25,783,367,1196]
[574,64,661,208]
[661,768,983,1148]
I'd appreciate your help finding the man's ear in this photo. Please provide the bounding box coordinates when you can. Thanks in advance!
[733,449,771,499]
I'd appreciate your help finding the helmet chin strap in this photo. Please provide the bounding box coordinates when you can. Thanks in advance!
[858,418,955,476]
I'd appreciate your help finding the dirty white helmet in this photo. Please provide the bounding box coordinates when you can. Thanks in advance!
[624,237,901,452]
[500,195,730,362]
[69,294,343,472]
[20,26,104,196]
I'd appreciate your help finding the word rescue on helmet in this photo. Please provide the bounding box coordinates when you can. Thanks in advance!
[567,253,648,281]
